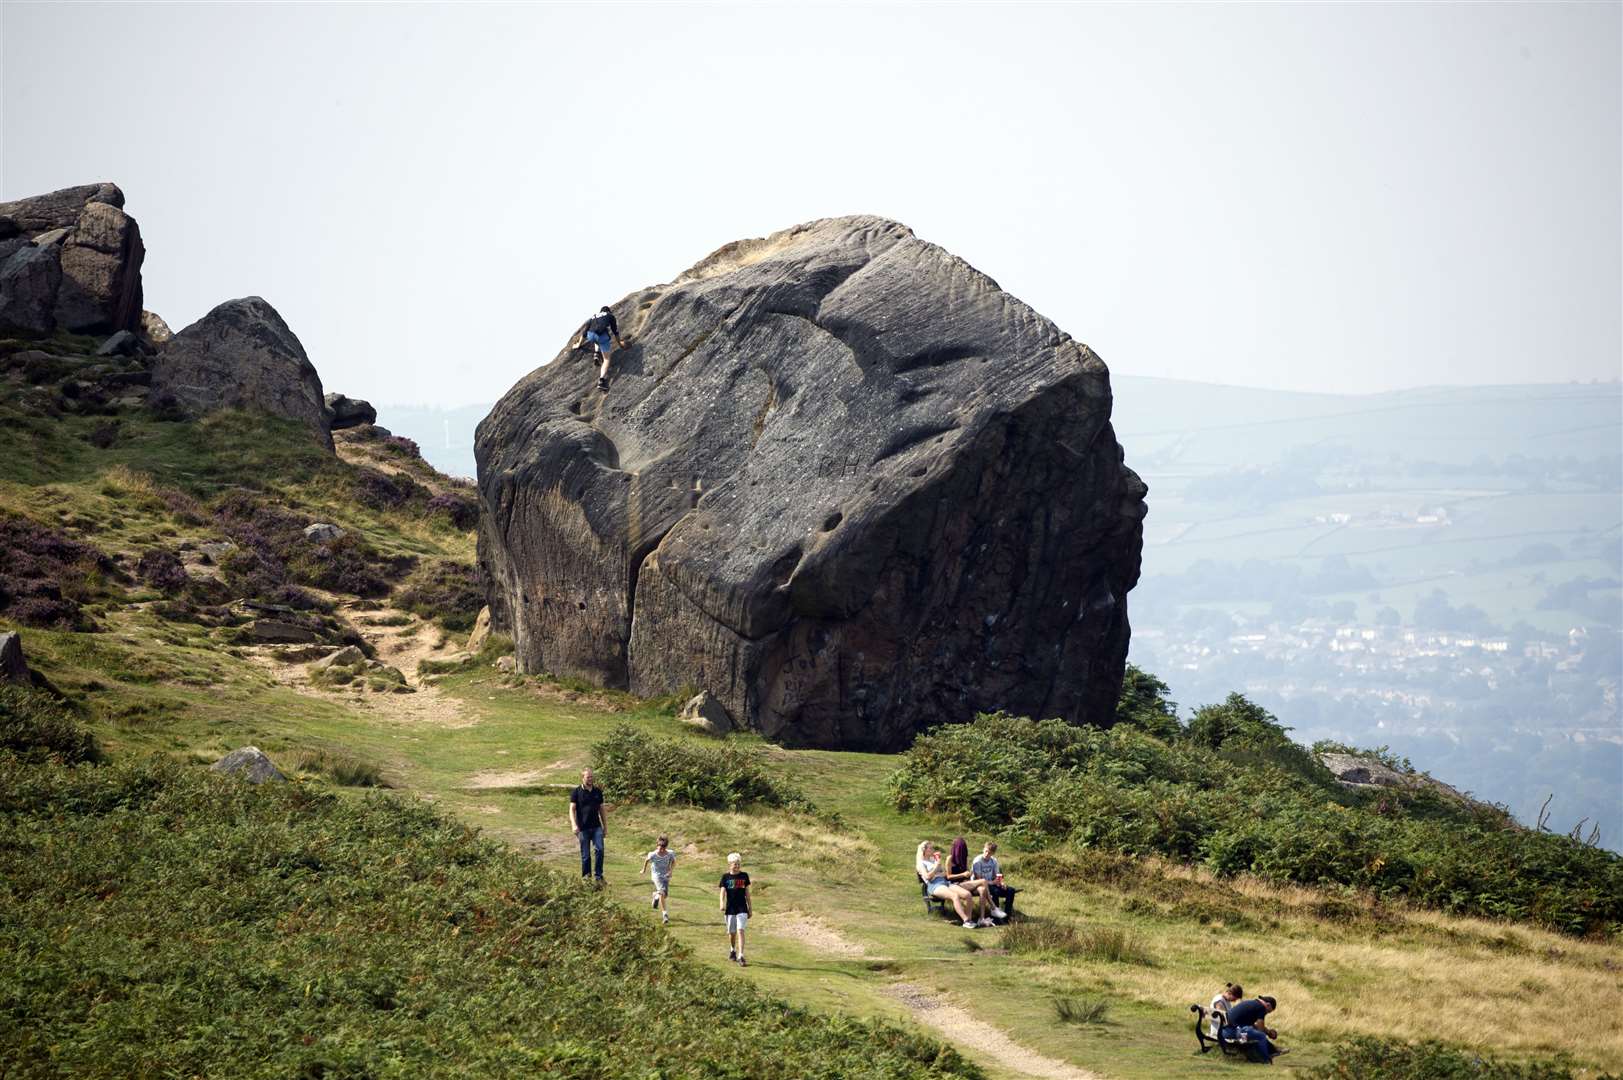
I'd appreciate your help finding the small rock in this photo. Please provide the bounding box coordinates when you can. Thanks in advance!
[679,690,733,736]
[466,606,491,652]
[140,309,172,345]
[302,522,344,542]
[309,645,365,671]
[324,392,377,430]
[197,540,237,564]
[96,329,148,357]
[210,746,285,784]
[0,631,31,684]
[494,655,516,673]
[31,227,71,248]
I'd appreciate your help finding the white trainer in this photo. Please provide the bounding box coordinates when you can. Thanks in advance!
[978,917,994,927]
[962,919,977,929]
[991,907,1007,919]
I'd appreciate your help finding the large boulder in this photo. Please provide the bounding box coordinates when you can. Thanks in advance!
[140,310,173,345]
[0,245,63,336]
[0,184,143,336]
[324,392,377,430]
[210,746,285,784]
[0,630,31,684]
[476,215,1147,750]
[151,297,334,449]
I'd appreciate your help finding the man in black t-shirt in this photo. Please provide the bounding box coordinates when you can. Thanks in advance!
[574,305,625,391]
[1222,996,1282,1061]
[718,852,752,966]
[568,768,607,882]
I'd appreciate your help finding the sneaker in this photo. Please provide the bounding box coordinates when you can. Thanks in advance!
[991,907,1007,919]
[597,378,609,391]
[652,894,660,909]
[737,957,747,967]
[963,919,978,929]
[662,912,669,925]
[728,948,736,962]
[1273,1049,1290,1058]
[978,917,995,928]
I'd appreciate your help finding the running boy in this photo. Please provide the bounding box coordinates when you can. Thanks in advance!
[718,852,752,966]
[643,835,677,925]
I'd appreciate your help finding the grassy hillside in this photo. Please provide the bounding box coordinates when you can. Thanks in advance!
[4,341,1621,1079]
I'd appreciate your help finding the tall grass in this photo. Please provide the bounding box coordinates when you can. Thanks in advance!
[1000,919,1154,966]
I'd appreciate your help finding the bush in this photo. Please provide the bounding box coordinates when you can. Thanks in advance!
[136,547,191,596]
[292,747,389,787]
[0,685,100,764]
[0,753,978,1079]
[212,492,410,600]
[394,559,483,633]
[1053,997,1110,1025]
[887,707,1623,936]
[0,512,118,630]
[1310,1036,1619,1079]
[353,465,423,510]
[591,725,817,814]
[426,490,478,530]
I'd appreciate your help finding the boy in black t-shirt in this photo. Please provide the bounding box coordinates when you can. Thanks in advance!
[718,852,752,966]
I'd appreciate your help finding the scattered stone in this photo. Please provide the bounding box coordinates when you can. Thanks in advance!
[0,245,63,336]
[197,540,237,564]
[210,746,286,784]
[302,522,344,542]
[96,329,149,357]
[140,309,173,345]
[477,215,1146,750]
[151,296,333,450]
[494,655,516,673]
[242,619,322,645]
[679,690,733,736]
[324,392,377,430]
[309,645,365,671]
[465,605,491,652]
[265,643,330,664]
[0,631,31,684]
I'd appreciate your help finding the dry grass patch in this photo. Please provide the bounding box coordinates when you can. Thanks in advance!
[653,805,877,872]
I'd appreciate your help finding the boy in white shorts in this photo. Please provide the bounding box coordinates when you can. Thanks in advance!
[642,834,676,925]
[718,852,752,966]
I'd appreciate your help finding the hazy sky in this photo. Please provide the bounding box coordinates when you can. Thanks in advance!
[4,3,1618,406]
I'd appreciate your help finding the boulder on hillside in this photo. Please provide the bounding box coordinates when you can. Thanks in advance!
[324,393,377,430]
[477,215,1147,750]
[679,690,733,736]
[0,630,31,684]
[0,184,143,336]
[141,310,173,345]
[1317,750,1476,805]
[0,245,63,336]
[210,746,286,784]
[302,522,344,542]
[97,329,149,357]
[151,297,334,450]
[466,605,492,652]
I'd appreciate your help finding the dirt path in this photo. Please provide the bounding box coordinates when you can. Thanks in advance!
[886,983,1107,1080]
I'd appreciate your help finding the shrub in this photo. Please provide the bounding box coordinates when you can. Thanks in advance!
[0,512,118,630]
[292,747,389,788]
[1309,1036,1618,1079]
[1053,997,1110,1025]
[590,725,817,814]
[211,492,410,600]
[887,707,1623,936]
[394,559,483,633]
[136,547,190,595]
[353,465,422,510]
[0,685,100,764]
[426,490,478,530]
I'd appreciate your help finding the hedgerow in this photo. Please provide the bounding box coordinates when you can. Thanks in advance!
[888,707,1623,936]
[591,725,820,815]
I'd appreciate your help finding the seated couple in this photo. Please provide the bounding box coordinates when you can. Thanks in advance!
[916,838,1010,929]
[1209,982,1285,1063]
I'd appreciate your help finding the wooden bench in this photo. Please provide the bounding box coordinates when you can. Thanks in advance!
[1189,1004,1267,1063]
[916,874,1020,922]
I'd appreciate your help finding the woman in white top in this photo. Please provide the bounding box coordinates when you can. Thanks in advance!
[916,840,980,928]
[1208,981,1243,1038]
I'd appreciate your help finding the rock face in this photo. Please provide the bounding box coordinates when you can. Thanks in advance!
[680,690,733,736]
[141,310,173,345]
[151,297,334,449]
[1318,751,1476,805]
[324,393,377,430]
[477,216,1146,750]
[0,183,144,336]
[0,631,31,684]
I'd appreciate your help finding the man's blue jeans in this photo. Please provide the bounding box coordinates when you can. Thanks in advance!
[1225,1026,1273,1062]
[578,826,604,879]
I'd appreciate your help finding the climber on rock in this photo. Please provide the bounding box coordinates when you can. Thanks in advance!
[575,305,624,391]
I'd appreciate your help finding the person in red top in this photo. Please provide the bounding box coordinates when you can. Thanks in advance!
[718,852,752,966]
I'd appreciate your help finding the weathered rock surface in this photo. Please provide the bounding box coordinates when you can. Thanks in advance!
[97,329,149,357]
[679,690,733,736]
[1317,751,1475,805]
[0,183,143,336]
[152,297,334,449]
[0,630,31,684]
[477,215,1147,750]
[466,605,492,652]
[0,245,63,336]
[302,522,344,542]
[210,746,285,784]
[140,310,173,345]
[324,392,377,430]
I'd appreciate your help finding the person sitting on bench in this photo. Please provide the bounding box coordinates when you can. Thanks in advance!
[1208,981,1243,1039]
[946,837,998,922]
[968,840,1011,920]
[916,840,985,929]
[1223,995,1285,1062]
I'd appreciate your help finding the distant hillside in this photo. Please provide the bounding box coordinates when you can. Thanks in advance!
[385,376,1623,848]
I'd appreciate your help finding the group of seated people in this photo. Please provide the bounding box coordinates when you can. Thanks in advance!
[915,838,1014,928]
[1209,982,1285,1063]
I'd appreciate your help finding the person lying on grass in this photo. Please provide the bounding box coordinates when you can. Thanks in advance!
[720,852,752,966]
[916,840,987,928]
[946,836,1002,921]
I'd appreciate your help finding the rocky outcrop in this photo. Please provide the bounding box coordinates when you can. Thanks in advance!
[477,215,1146,750]
[140,310,173,345]
[0,183,144,336]
[1318,751,1477,805]
[324,392,377,430]
[151,297,333,449]
[210,746,286,784]
[0,630,31,684]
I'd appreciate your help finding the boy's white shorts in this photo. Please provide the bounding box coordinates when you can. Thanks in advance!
[725,912,749,934]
